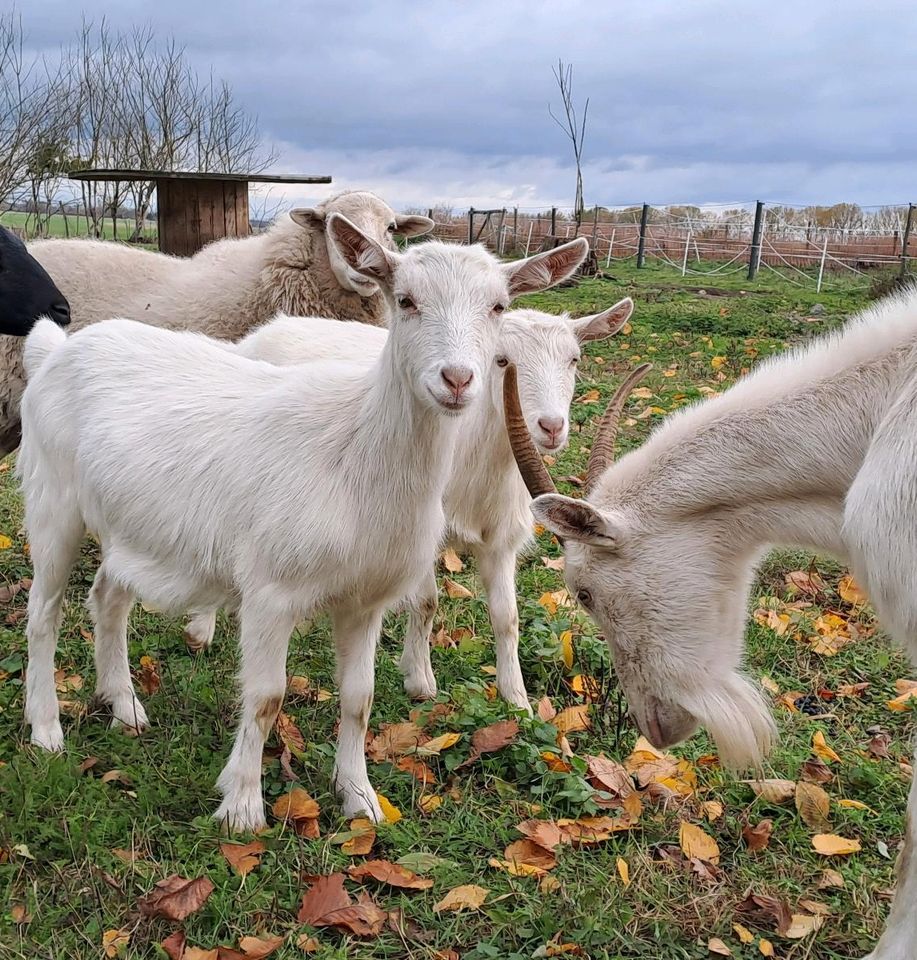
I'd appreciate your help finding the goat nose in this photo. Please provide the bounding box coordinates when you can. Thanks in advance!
[440,365,474,396]
[538,416,565,437]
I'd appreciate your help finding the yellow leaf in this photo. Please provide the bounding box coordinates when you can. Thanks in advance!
[812,833,861,856]
[837,799,874,813]
[575,388,600,405]
[745,778,796,804]
[732,923,754,944]
[887,685,917,711]
[710,356,727,369]
[442,548,464,573]
[539,874,561,894]
[812,731,842,763]
[443,578,473,599]
[0,534,12,550]
[553,704,591,736]
[760,676,780,694]
[616,857,630,887]
[679,821,720,863]
[701,800,724,822]
[838,574,868,605]
[418,794,442,815]
[340,818,376,856]
[538,591,559,615]
[433,884,489,913]
[708,938,732,956]
[376,792,403,824]
[784,914,823,939]
[758,939,774,957]
[102,929,130,958]
[559,630,574,670]
[415,732,462,756]
[621,322,633,335]
[795,781,831,831]
[663,370,677,378]
[631,386,653,399]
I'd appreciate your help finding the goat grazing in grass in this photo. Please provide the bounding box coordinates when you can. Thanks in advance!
[0,226,70,336]
[503,289,917,960]
[18,214,587,832]
[181,298,635,710]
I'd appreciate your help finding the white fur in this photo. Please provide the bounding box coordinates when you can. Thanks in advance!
[531,289,917,960]
[18,221,587,832]
[183,298,632,710]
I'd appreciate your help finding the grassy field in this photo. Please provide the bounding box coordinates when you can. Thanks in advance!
[0,258,912,960]
[0,210,157,242]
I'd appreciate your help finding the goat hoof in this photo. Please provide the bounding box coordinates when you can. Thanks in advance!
[337,782,384,823]
[402,674,437,701]
[214,796,268,834]
[499,687,533,716]
[184,626,213,653]
[107,694,150,732]
[30,721,64,752]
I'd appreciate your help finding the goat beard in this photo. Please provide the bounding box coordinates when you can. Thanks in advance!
[682,672,777,770]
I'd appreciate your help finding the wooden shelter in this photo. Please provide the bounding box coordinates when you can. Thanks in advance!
[67,169,332,257]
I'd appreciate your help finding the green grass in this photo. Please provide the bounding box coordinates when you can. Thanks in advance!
[0,258,912,959]
[0,210,157,242]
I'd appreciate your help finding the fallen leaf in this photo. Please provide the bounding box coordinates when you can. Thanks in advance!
[10,903,31,924]
[559,630,574,669]
[887,681,917,711]
[795,782,831,831]
[867,732,892,759]
[746,779,796,804]
[220,840,265,878]
[732,924,754,944]
[708,938,732,956]
[414,731,461,756]
[137,655,161,696]
[711,356,727,370]
[441,548,464,573]
[759,940,774,957]
[160,931,187,960]
[348,859,433,890]
[367,722,425,761]
[735,892,793,936]
[760,676,780,694]
[553,705,591,736]
[812,834,861,856]
[742,819,773,852]
[837,682,870,697]
[418,793,443,815]
[492,839,557,877]
[784,913,823,939]
[297,873,350,924]
[569,674,600,700]
[702,801,724,822]
[541,556,565,571]
[537,697,557,722]
[275,712,306,757]
[679,821,720,863]
[0,534,12,549]
[138,874,215,921]
[375,793,402,824]
[616,857,630,886]
[102,928,131,958]
[784,570,826,596]
[271,787,320,836]
[238,934,286,958]
[340,818,376,856]
[295,935,321,953]
[585,755,634,799]
[817,868,845,888]
[317,897,387,938]
[812,731,842,763]
[443,578,473,599]
[183,948,217,960]
[395,755,437,785]
[800,757,833,783]
[458,719,519,767]
[837,799,874,813]
[575,388,600,404]
[434,884,489,913]
[838,574,868,605]
[798,898,831,916]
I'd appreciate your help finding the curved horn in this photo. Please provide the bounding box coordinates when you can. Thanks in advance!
[585,363,653,493]
[503,362,558,499]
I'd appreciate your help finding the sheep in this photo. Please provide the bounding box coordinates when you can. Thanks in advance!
[181,298,635,711]
[502,288,917,960]
[18,212,588,833]
[0,191,432,458]
[0,226,70,336]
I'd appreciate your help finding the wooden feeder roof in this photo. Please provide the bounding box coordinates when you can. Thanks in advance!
[67,169,331,184]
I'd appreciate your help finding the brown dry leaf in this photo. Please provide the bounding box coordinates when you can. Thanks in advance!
[10,903,31,924]
[238,935,286,958]
[102,928,131,958]
[367,722,425,761]
[760,675,780,694]
[295,935,321,953]
[271,787,319,836]
[812,731,842,763]
[458,719,519,767]
[817,868,845,888]
[441,548,464,573]
[746,779,796,804]
[585,755,634,798]
[434,884,489,913]
[220,840,265,878]
[275,712,306,757]
[702,801,724,822]
[679,821,720,863]
[553,705,591,736]
[798,898,831,916]
[160,931,187,960]
[837,681,870,697]
[795,782,831,831]
[625,738,697,796]
[575,388,601,405]
[735,892,793,937]
[498,839,557,876]
[742,819,773,852]
[812,834,861,856]
[536,696,557,722]
[867,732,892,759]
[784,914,823,939]
[443,578,473,599]
[297,873,350,924]
[138,874,215,921]
[340,818,376,856]
[0,579,26,603]
[732,924,754,944]
[838,574,868,605]
[137,655,161,696]
[348,859,434,890]
[541,555,565,571]
[183,949,218,960]
[395,755,437,785]
[758,940,774,957]
[887,680,917,711]
[318,897,388,938]
[800,757,833,783]
[708,938,732,956]
[517,819,567,852]
[785,570,825,596]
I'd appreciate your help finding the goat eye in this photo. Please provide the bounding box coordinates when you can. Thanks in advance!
[495,356,509,368]
[387,223,396,233]
[570,356,580,367]
[398,295,416,310]
[493,303,506,314]
[577,588,593,607]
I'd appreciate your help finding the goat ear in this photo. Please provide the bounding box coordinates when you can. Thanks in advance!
[326,212,398,284]
[572,297,634,343]
[394,214,434,238]
[290,207,324,227]
[531,494,625,547]
[504,238,589,298]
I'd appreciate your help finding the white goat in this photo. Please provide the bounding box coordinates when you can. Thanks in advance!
[182,298,635,710]
[19,215,587,832]
[503,288,917,960]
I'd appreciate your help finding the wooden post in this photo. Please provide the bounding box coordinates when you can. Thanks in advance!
[605,228,615,267]
[550,207,557,237]
[512,207,518,251]
[467,207,474,245]
[816,235,829,292]
[497,208,506,254]
[591,207,599,244]
[747,200,765,280]
[900,203,915,280]
[524,220,534,257]
[681,232,692,276]
[636,203,650,268]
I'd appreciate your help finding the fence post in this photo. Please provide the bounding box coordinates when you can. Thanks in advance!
[816,236,829,293]
[606,228,615,267]
[550,207,557,237]
[512,207,518,250]
[636,203,650,268]
[900,203,915,280]
[467,207,474,245]
[747,200,765,280]
[681,231,692,276]
[524,220,534,257]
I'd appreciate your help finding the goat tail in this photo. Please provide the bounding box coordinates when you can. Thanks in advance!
[23,318,67,380]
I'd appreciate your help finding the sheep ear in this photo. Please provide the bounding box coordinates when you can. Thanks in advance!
[290,207,324,227]
[326,212,398,284]
[504,238,589,298]
[531,494,625,547]
[572,298,633,343]
[394,214,434,238]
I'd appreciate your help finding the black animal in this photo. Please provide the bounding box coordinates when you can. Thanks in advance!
[0,226,70,335]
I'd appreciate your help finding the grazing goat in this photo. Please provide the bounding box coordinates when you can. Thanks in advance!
[0,226,69,336]
[0,192,432,457]
[19,215,587,832]
[182,298,634,710]
[504,289,917,960]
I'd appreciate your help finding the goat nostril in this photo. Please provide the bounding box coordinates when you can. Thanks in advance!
[440,366,474,392]
[537,416,564,436]
[51,302,71,325]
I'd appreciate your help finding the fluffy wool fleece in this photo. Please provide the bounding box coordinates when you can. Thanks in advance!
[0,191,421,455]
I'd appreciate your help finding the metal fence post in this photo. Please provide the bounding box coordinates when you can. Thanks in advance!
[467,208,474,245]
[747,200,765,279]
[900,203,915,280]
[636,203,650,268]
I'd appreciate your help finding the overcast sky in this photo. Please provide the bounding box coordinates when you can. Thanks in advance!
[21,0,917,212]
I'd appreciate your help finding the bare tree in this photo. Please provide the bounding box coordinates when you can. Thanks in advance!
[549,59,588,229]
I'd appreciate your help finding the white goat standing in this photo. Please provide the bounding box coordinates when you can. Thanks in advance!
[503,289,917,960]
[182,298,635,710]
[18,215,587,832]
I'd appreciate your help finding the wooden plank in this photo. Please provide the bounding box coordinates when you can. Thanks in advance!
[67,169,331,184]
